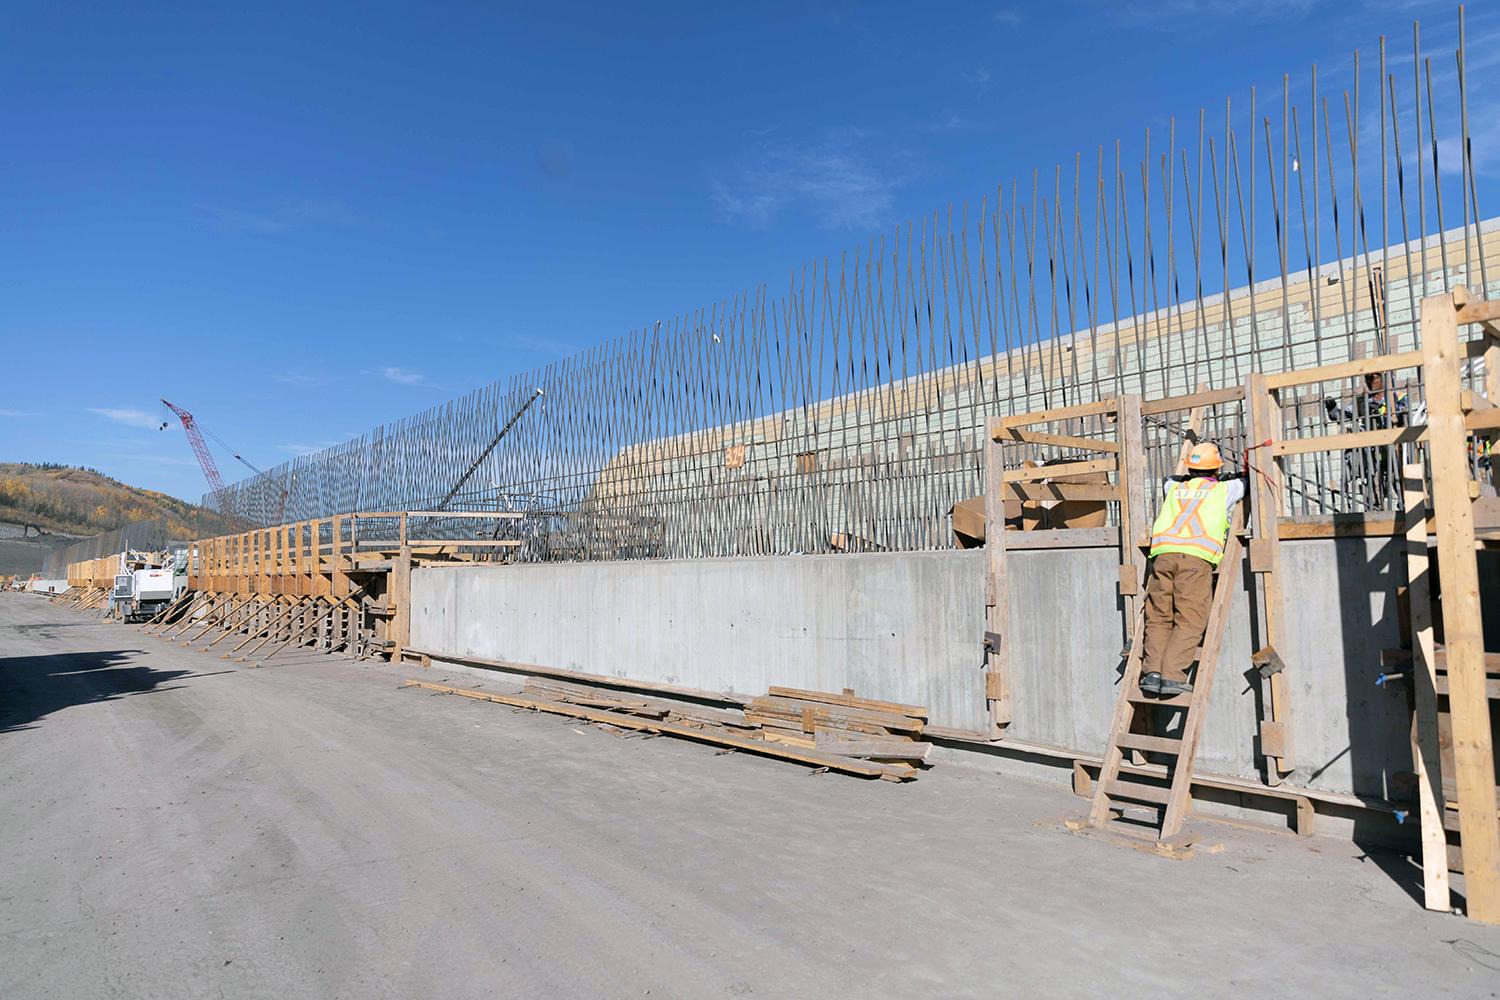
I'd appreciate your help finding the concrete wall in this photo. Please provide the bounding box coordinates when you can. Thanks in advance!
[412,538,1496,802]
[412,551,989,732]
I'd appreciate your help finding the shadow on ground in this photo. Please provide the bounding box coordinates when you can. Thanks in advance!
[0,649,205,734]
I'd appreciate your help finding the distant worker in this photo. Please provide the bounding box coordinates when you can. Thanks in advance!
[1139,442,1246,697]
[1324,371,1410,503]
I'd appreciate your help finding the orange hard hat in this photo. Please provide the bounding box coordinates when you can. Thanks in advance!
[1186,442,1223,471]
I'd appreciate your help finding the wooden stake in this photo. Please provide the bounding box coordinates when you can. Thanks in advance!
[983,435,1011,732]
[1401,464,1451,911]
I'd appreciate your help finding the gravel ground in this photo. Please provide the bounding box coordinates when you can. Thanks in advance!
[2,592,1498,999]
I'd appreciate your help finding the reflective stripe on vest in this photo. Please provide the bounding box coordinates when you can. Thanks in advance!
[1150,477,1232,566]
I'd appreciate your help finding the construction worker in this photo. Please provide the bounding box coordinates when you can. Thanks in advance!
[1139,442,1246,697]
[1324,372,1409,503]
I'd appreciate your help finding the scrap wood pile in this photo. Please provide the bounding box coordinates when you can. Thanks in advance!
[403,676,932,781]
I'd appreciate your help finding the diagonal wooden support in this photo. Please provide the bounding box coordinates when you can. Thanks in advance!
[247,588,364,665]
[202,600,259,649]
[144,592,195,634]
[1401,464,1451,912]
[227,597,304,655]
[141,590,197,631]
[163,594,224,640]
[179,597,239,644]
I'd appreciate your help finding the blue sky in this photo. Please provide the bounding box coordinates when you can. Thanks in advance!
[0,0,1490,502]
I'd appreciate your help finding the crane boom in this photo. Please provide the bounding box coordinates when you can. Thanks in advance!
[161,398,236,518]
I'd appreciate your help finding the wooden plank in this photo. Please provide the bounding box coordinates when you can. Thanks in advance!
[1461,390,1493,411]
[1259,720,1289,760]
[1277,513,1404,539]
[1002,458,1116,484]
[1420,293,1500,924]
[1270,424,1428,456]
[811,735,933,761]
[404,511,526,519]
[1467,408,1500,433]
[1105,779,1172,806]
[991,398,1119,432]
[523,678,668,718]
[1261,349,1423,389]
[746,696,925,734]
[764,685,927,719]
[1141,385,1244,416]
[404,539,523,548]
[1455,297,1500,326]
[1002,482,1121,502]
[1379,647,1500,672]
[997,427,1121,453]
[402,680,913,780]
[1115,733,1182,755]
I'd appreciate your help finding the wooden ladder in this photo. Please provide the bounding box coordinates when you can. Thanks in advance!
[1087,515,1244,841]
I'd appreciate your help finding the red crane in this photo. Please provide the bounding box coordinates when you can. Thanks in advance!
[161,398,236,519]
[161,399,290,524]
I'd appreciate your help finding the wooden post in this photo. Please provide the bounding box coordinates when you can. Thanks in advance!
[1117,395,1147,622]
[310,520,328,598]
[982,431,1011,734]
[289,523,301,598]
[234,533,244,596]
[259,529,271,598]
[1421,293,1500,923]
[1401,464,1451,912]
[390,545,412,663]
[1246,372,1295,784]
[331,515,349,599]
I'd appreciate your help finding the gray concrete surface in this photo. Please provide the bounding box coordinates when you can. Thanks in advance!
[3,593,1499,1000]
[412,537,1430,800]
[412,549,990,732]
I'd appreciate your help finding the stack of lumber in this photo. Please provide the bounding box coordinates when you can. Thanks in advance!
[744,686,931,764]
[522,676,757,731]
[403,675,933,782]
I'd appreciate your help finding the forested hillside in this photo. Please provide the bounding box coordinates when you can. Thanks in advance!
[0,463,236,539]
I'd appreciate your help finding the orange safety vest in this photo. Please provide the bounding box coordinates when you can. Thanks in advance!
[1149,477,1233,566]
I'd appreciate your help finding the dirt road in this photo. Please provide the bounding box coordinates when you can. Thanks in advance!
[1,593,1497,998]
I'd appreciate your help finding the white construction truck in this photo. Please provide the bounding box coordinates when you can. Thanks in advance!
[110,549,188,622]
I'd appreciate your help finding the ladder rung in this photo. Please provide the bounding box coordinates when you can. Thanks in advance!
[1116,733,1183,754]
[1125,691,1192,707]
[1104,778,1172,805]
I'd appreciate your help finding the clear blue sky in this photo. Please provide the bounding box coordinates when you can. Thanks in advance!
[0,0,1488,502]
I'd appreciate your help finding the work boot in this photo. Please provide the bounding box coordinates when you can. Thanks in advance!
[1157,677,1194,697]
[1138,671,1162,694]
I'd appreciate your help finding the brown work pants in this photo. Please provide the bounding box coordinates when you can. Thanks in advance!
[1140,552,1214,683]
